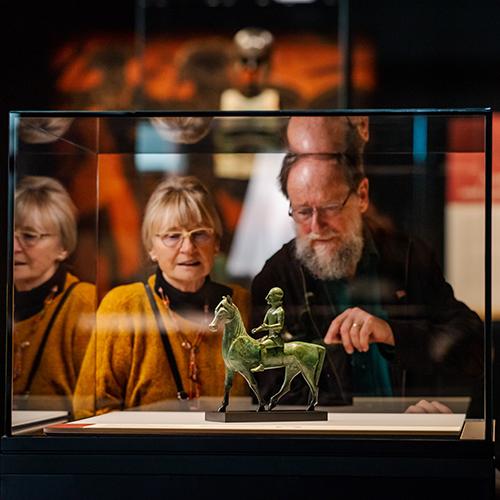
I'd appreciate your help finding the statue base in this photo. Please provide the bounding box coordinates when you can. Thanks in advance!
[205,410,328,423]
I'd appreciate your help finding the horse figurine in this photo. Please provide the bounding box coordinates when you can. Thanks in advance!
[209,295,326,412]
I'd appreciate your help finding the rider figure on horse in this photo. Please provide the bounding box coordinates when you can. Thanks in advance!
[251,287,285,372]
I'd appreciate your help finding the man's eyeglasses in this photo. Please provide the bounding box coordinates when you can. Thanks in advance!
[288,189,354,223]
[14,230,54,248]
[156,228,215,248]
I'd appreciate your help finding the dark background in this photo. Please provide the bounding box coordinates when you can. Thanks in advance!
[4,0,500,111]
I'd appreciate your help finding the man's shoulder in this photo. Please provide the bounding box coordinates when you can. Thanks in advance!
[369,226,438,278]
[370,226,411,261]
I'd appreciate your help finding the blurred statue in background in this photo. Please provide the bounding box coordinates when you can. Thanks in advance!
[220,27,279,110]
[220,27,301,111]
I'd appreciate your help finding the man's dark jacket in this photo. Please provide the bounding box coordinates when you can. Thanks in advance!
[251,225,484,411]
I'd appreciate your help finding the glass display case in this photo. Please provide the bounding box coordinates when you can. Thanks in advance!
[2,109,493,499]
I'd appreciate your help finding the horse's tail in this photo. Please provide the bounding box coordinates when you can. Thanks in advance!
[314,345,327,387]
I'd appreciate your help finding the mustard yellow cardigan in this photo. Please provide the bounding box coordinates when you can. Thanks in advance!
[74,275,249,418]
[13,273,95,411]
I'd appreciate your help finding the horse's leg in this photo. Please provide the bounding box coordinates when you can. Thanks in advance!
[239,369,266,412]
[302,367,319,411]
[302,349,324,411]
[218,368,235,412]
[305,347,326,411]
[268,364,300,410]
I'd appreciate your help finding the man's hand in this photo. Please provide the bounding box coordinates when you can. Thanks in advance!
[323,307,395,354]
[404,400,453,414]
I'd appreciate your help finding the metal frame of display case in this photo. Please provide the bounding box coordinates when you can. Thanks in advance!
[0,109,494,500]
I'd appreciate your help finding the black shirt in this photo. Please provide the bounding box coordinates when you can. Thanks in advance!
[15,265,67,322]
[154,267,232,320]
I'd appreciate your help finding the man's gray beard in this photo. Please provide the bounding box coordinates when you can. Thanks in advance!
[295,221,364,281]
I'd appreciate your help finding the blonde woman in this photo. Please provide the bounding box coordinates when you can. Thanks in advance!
[13,176,95,411]
[74,176,248,417]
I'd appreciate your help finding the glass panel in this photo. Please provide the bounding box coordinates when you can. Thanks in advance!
[10,115,98,432]
[8,111,489,441]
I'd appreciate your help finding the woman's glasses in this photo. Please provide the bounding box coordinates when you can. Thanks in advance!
[157,228,215,248]
[14,229,54,248]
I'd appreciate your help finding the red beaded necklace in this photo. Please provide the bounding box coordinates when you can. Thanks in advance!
[157,287,209,400]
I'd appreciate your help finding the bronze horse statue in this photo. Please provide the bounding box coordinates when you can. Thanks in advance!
[209,295,326,412]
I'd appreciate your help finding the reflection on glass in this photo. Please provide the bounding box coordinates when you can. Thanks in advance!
[149,117,213,144]
[18,118,74,144]
[13,176,95,414]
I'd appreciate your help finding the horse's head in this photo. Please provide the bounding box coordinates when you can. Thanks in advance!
[209,295,236,331]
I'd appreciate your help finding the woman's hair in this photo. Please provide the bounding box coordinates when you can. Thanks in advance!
[142,176,222,251]
[15,176,78,254]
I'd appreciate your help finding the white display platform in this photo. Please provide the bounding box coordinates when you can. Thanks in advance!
[13,410,68,433]
[45,410,466,436]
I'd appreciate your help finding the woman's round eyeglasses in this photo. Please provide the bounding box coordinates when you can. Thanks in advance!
[14,230,54,248]
[156,228,215,248]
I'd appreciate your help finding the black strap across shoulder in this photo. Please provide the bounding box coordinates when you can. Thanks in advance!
[25,281,80,395]
[144,282,189,400]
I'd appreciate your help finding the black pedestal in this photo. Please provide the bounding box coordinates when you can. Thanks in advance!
[205,410,328,422]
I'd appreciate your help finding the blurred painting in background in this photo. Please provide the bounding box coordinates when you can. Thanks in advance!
[52,31,376,111]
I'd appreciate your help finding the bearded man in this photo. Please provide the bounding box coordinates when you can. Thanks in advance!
[250,116,483,409]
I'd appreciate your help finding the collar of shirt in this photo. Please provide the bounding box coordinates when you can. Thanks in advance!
[14,265,67,322]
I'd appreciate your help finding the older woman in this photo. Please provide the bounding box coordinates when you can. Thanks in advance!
[74,176,248,417]
[13,176,95,410]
